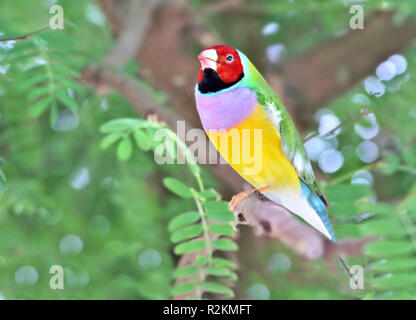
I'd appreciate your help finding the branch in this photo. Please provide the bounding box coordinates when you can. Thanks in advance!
[104,0,161,67]
[233,191,374,260]
[199,0,245,16]
[0,26,51,42]
[82,64,177,127]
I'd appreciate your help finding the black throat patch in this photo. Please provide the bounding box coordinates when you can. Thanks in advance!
[198,68,244,94]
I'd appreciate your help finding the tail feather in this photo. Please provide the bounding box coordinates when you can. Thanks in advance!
[264,184,336,241]
[300,181,336,242]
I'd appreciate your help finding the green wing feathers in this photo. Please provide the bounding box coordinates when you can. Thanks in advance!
[245,64,326,202]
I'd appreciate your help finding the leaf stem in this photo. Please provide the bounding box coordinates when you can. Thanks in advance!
[192,189,213,266]
[329,162,383,185]
[33,37,57,122]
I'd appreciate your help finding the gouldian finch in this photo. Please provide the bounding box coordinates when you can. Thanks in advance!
[194,45,336,241]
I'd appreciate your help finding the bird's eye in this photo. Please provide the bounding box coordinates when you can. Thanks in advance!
[226,54,234,63]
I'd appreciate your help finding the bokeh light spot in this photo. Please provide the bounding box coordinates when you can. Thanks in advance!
[364,76,385,97]
[70,167,90,190]
[354,113,379,140]
[138,249,162,270]
[85,4,106,26]
[318,114,341,138]
[262,22,280,36]
[319,149,344,173]
[15,266,38,286]
[60,234,84,255]
[51,109,79,132]
[376,61,396,81]
[268,253,291,273]
[351,170,374,185]
[388,54,407,75]
[247,283,270,300]
[304,137,332,162]
[266,44,285,64]
[356,141,379,163]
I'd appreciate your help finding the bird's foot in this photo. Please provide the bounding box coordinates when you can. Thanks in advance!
[229,191,250,212]
[229,185,271,212]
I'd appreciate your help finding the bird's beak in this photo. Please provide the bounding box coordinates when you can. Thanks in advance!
[198,49,218,71]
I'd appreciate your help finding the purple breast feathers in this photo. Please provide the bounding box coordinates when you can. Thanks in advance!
[195,87,257,131]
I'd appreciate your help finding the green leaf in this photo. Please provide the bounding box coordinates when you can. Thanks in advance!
[171,282,196,296]
[54,74,82,92]
[375,291,416,300]
[133,130,152,151]
[328,201,357,217]
[174,239,206,254]
[173,266,199,279]
[27,87,49,101]
[168,211,200,232]
[52,63,81,78]
[228,271,238,281]
[362,293,374,300]
[6,43,37,61]
[146,127,158,148]
[204,201,229,211]
[357,202,395,215]
[101,133,123,149]
[56,88,77,111]
[0,169,6,182]
[195,255,208,265]
[212,257,237,269]
[371,258,416,272]
[202,282,234,297]
[359,218,406,236]
[163,177,193,198]
[49,103,58,126]
[199,189,220,200]
[183,149,200,177]
[326,184,371,203]
[28,98,51,117]
[213,238,238,251]
[100,118,147,133]
[50,52,83,68]
[170,225,203,243]
[365,240,414,258]
[16,73,48,90]
[209,224,235,237]
[206,209,234,222]
[372,273,416,290]
[382,155,400,175]
[161,134,177,161]
[205,266,231,277]
[21,64,45,75]
[117,137,133,161]
[402,149,416,166]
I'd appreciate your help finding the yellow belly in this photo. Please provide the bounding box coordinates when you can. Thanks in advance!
[207,103,300,192]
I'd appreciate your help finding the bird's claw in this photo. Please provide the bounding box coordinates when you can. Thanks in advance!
[228,185,272,212]
[229,191,250,212]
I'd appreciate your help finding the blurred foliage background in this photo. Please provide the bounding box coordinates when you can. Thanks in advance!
[0,0,416,300]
